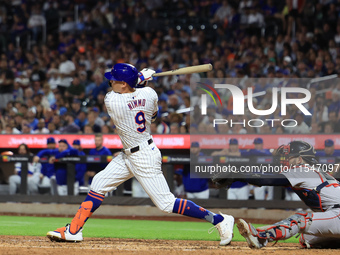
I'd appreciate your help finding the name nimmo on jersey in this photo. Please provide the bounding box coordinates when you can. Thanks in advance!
[127,99,146,110]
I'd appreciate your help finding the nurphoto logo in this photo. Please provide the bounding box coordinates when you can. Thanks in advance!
[199,83,312,128]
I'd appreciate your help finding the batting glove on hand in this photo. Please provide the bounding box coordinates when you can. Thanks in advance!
[137,68,155,87]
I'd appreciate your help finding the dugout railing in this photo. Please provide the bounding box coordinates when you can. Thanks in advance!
[0,155,338,209]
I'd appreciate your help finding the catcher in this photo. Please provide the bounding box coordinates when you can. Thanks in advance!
[213,141,340,248]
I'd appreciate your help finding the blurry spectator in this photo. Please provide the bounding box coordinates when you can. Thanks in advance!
[241,138,273,201]
[33,118,49,134]
[286,0,306,37]
[173,169,185,198]
[150,122,158,134]
[87,109,102,132]
[27,5,46,43]
[211,138,241,156]
[309,122,321,134]
[7,119,21,134]
[31,62,46,84]
[328,110,338,125]
[79,70,90,88]
[46,68,60,91]
[213,138,249,200]
[87,73,107,102]
[60,113,80,134]
[32,137,57,194]
[84,124,94,134]
[65,76,85,103]
[75,111,88,132]
[52,114,62,131]
[9,143,49,195]
[101,124,114,134]
[316,139,340,157]
[59,15,76,33]
[42,83,56,105]
[72,139,87,187]
[21,123,33,134]
[323,122,334,134]
[247,6,265,30]
[168,94,184,112]
[181,142,210,199]
[27,109,38,129]
[202,105,222,125]
[13,78,24,100]
[241,138,271,156]
[287,113,309,134]
[43,108,53,124]
[180,122,188,134]
[0,59,14,109]
[311,96,329,123]
[70,99,82,117]
[48,139,81,196]
[47,122,60,134]
[58,54,75,94]
[169,123,179,134]
[212,0,231,24]
[11,14,27,44]
[328,91,340,113]
[87,134,112,185]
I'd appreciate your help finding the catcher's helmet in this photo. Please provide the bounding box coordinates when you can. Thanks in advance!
[276,140,318,165]
[104,63,138,88]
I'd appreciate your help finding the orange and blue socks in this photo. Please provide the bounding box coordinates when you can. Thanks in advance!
[69,190,104,234]
[172,198,223,225]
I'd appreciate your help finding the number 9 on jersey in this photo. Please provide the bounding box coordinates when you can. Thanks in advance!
[135,111,146,133]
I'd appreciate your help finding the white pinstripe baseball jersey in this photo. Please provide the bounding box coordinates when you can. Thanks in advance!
[91,86,176,213]
[104,87,158,149]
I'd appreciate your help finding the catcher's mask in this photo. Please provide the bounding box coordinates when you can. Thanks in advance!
[275,141,318,167]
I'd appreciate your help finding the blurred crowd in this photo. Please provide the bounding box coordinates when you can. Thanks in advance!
[0,0,340,135]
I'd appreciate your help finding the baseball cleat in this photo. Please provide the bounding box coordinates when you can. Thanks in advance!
[236,219,262,249]
[215,212,234,246]
[47,224,83,242]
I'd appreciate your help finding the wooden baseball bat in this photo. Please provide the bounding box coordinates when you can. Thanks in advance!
[152,64,213,77]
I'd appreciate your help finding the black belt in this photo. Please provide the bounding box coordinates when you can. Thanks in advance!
[332,204,340,209]
[130,139,153,153]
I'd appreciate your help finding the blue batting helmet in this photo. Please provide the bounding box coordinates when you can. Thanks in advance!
[104,63,138,88]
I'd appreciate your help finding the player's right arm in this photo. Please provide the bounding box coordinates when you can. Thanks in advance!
[212,171,290,189]
[147,87,159,122]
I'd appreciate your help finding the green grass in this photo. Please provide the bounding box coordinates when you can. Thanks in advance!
[0,216,298,243]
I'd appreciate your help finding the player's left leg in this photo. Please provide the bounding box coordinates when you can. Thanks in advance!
[127,146,234,245]
[299,208,340,248]
[299,234,340,248]
[236,211,313,248]
[47,153,133,242]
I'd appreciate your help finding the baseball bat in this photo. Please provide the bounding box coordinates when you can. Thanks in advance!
[152,64,213,77]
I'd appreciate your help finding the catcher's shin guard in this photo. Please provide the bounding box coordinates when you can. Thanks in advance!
[256,211,313,242]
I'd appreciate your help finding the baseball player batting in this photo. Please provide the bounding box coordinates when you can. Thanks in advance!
[213,141,340,248]
[46,63,234,245]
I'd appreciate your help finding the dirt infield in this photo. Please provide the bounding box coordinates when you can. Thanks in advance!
[1,236,339,255]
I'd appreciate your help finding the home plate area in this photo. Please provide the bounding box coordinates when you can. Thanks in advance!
[0,236,339,255]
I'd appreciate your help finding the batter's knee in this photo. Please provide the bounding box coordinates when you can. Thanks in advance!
[157,198,176,214]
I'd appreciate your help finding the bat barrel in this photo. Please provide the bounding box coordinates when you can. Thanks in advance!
[152,64,213,77]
